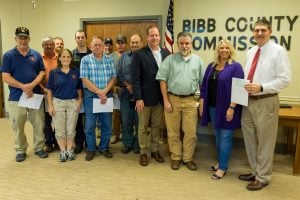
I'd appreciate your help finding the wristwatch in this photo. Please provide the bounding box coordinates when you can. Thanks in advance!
[229,106,235,110]
[260,84,263,92]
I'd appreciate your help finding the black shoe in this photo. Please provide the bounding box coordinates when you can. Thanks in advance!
[150,151,164,163]
[183,161,197,171]
[85,151,95,161]
[121,146,132,154]
[35,150,48,158]
[45,145,54,153]
[239,173,256,182]
[170,159,181,170]
[74,146,83,154]
[247,180,268,191]
[133,148,140,154]
[99,150,113,158]
[139,153,148,166]
[16,153,26,162]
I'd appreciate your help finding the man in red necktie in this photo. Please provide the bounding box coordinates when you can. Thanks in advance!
[239,19,292,191]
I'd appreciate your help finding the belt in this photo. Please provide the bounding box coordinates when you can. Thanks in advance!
[249,93,278,100]
[168,92,195,98]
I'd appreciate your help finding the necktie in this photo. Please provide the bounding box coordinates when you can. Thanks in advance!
[247,48,261,82]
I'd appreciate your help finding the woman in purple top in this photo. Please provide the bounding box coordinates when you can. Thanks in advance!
[47,49,83,162]
[199,39,244,180]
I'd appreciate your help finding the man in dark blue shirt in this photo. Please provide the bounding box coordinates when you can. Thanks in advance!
[2,27,48,162]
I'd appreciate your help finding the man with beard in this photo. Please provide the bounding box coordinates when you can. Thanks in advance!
[156,32,204,170]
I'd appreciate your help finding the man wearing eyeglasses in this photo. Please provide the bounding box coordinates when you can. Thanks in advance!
[239,19,292,191]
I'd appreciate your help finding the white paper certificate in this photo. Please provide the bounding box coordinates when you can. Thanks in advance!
[93,97,113,113]
[231,78,249,106]
[18,93,44,109]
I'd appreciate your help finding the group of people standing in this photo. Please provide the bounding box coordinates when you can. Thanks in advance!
[1,19,291,191]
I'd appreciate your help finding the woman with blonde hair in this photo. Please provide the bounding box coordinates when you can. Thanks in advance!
[199,39,244,179]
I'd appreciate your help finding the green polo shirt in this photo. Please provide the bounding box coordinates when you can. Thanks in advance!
[156,52,204,95]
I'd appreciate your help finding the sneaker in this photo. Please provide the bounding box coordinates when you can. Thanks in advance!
[59,151,67,162]
[35,150,48,158]
[99,149,113,158]
[16,153,26,162]
[67,150,75,161]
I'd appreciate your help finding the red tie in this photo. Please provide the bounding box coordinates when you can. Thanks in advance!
[247,48,261,82]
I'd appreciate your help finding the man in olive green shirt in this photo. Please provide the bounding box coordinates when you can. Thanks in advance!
[156,32,204,171]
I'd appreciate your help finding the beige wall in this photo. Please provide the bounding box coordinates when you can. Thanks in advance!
[0,0,169,113]
[0,0,299,143]
[174,0,300,104]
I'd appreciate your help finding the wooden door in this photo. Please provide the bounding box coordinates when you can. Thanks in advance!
[84,19,159,50]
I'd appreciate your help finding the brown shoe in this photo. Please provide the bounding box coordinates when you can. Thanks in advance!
[183,161,197,171]
[139,153,148,166]
[239,173,256,181]
[45,145,54,153]
[151,151,164,163]
[170,159,181,170]
[85,151,95,161]
[110,135,120,144]
[247,180,268,191]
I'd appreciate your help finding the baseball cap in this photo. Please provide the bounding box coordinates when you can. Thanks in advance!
[116,34,127,43]
[104,37,113,45]
[15,27,30,37]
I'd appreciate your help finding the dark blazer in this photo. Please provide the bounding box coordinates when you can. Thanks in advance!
[131,45,169,106]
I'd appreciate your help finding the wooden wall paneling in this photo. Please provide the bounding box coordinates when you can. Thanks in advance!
[85,23,105,46]
[83,17,160,51]
[138,21,159,46]
[120,21,139,49]
[103,22,122,51]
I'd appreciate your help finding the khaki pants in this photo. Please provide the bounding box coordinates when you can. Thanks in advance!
[8,101,45,154]
[52,98,78,140]
[241,95,279,183]
[164,95,198,162]
[138,103,163,154]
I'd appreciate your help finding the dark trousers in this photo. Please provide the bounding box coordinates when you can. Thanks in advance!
[75,113,86,148]
[44,112,57,146]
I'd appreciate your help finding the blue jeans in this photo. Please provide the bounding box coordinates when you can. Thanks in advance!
[84,89,112,152]
[209,107,234,171]
[120,96,139,149]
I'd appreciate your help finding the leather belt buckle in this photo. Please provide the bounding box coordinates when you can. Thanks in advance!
[168,92,194,98]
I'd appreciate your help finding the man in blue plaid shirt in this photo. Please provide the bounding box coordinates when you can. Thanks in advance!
[80,35,117,161]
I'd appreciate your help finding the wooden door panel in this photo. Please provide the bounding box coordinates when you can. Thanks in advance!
[84,19,159,50]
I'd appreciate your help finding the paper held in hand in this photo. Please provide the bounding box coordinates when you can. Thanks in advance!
[231,78,249,106]
[18,92,44,109]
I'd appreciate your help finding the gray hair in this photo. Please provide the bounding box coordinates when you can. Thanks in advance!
[41,36,53,43]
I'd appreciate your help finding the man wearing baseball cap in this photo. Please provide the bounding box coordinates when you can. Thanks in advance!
[2,27,48,162]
